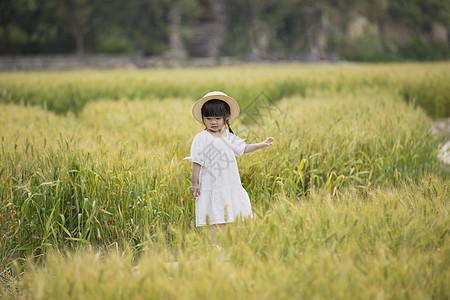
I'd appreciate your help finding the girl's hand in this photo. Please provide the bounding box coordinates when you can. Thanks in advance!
[244,137,275,154]
[191,185,200,199]
[260,137,275,148]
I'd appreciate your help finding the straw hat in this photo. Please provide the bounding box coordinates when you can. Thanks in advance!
[192,91,240,124]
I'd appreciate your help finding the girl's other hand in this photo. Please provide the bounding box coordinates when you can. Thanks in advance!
[191,185,200,199]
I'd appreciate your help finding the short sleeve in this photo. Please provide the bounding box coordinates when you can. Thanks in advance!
[228,133,246,157]
[185,134,205,165]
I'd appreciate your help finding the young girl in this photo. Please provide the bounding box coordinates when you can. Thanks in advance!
[186,91,274,241]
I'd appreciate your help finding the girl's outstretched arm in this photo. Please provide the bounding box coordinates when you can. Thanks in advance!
[244,137,275,154]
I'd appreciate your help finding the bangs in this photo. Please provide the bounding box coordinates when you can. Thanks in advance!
[201,100,231,118]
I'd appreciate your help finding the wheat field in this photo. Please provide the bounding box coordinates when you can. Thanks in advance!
[0,63,449,299]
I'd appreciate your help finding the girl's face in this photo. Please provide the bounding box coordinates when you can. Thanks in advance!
[203,116,227,133]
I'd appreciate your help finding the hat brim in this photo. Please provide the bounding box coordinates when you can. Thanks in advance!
[192,94,240,124]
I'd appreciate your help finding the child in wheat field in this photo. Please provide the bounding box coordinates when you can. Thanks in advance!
[185,91,275,241]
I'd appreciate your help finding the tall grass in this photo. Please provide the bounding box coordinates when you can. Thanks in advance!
[0,63,448,298]
[0,63,449,118]
[4,176,448,299]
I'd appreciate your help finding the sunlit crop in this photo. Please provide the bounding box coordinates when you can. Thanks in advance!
[0,63,448,299]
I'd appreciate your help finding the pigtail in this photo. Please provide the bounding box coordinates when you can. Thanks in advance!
[226,120,235,135]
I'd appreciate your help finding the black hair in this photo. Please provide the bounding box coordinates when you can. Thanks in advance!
[201,99,235,134]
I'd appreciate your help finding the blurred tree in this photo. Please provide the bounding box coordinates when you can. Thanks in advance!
[0,0,59,54]
[326,0,388,56]
[274,0,363,58]
[225,0,287,58]
[100,0,172,61]
[166,0,200,59]
[188,0,227,57]
[388,0,450,30]
[53,0,93,55]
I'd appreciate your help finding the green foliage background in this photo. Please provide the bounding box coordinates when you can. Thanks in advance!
[1,0,449,60]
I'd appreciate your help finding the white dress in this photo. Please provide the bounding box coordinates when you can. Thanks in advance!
[186,129,253,227]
